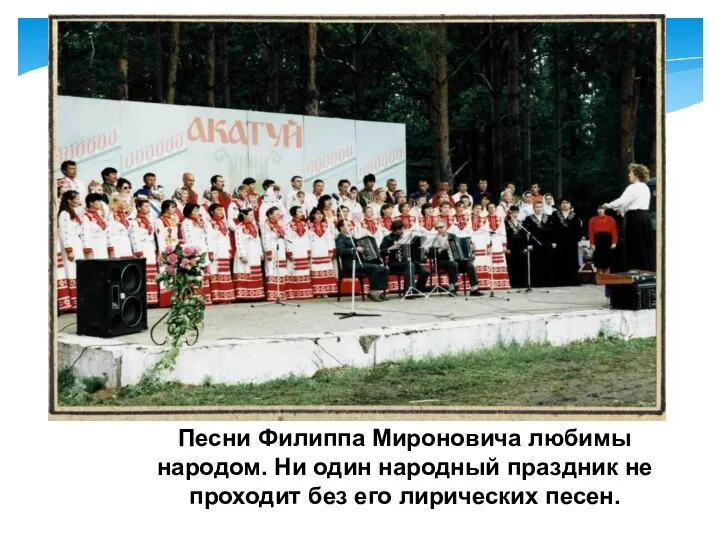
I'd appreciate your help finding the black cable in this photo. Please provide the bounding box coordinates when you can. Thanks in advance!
[59,322,77,333]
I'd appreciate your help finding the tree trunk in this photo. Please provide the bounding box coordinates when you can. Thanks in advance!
[431,23,451,188]
[522,29,532,189]
[620,24,637,176]
[489,32,504,194]
[221,25,230,108]
[117,23,129,100]
[552,30,563,199]
[206,24,216,107]
[152,23,164,102]
[267,24,280,110]
[167,22,180,104]
[353,24,366,119]
[507,28,522,186]
[303,23,319,116]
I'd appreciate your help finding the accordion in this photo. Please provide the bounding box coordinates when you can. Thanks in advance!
[356,235,381,264]
[393,235,426,264]
[447,236,473,261]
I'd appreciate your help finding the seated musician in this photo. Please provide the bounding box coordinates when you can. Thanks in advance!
[434,220,485,297]
[335,219,389,302]
[379,220,430,297]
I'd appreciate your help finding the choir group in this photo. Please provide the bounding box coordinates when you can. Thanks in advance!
[55,159,644,313]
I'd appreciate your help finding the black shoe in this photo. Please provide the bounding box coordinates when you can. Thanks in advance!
[448,287,457,297]
[368,292,383,302]
[380,294,390,301]
[470,289,485,297]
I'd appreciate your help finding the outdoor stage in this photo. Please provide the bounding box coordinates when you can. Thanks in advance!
[57,284,657,388]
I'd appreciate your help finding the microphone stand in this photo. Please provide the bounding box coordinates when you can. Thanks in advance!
[399,232,426,302]
[513,221,550,295]
[334,233,381,319]
[427,233,451,297]
[252,230,300,307]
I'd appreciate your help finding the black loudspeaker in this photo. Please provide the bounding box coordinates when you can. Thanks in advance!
[76,258,148,337]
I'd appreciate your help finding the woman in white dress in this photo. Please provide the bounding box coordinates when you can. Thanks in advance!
[284,206,314,300]
[206,203,235,304]
[154,200,180,308]
[130,198,159,307]
[482,202,511,291]
[308,207,338,297]
[87,180,110,218]
[58,190,84,311]
[82,193,114,260]
[181,203,213,306]
[107,193,133,258]
[469,202,490,288]
[261,205,290,302]
[232,209,266,301]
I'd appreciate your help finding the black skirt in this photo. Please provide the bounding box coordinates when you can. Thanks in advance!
[625,209,655,271]
[592,232,614,269]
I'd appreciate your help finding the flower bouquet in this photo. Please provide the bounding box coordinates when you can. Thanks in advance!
[153,240,207,372]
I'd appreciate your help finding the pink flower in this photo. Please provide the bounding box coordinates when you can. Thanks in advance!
[165,265,176,275]
[164,245,174,255]
[167,254,178,265]
[179,258,191,269]
[182,245,195,257]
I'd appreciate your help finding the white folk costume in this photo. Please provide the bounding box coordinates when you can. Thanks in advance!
[308,220,338,297]
[207,216,235,304]
[452,192,474,207]
[398,214,418,231]
[470,215,491,288]
[262,220,290,301]
[55,238,72,314]
[233,220,265,301]
[82,209,113,260]
[130,213,159,307]
[361,216,384,246]
[181,217,213,306]
[482,215,511,290]
[285,189,303,212]
[58,210,84,311]
[108,211,133,257]
[154,214,179,307]
[451,214,472,292]
[285,218,314,300]
[258,195,286,229]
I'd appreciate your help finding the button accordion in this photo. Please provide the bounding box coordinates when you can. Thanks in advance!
[355,235,381,264]
[447,236,473,261]
[392,235,426,264]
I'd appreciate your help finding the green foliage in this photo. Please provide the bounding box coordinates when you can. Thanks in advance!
[153,241,207,373]
[58,20,657,216]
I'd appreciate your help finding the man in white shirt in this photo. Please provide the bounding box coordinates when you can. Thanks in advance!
[284,175,304,211]
[452,180,474,207]
[58,160,86,196]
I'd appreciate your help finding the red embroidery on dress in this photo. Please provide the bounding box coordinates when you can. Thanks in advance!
[310,221,327,237]
[290,218,307,236]
[268,221,285,238]
[113,211,129,229]
[136,215,153,235]
[85,210,107,230]
[212,218,228,236]
[363,218,378,235]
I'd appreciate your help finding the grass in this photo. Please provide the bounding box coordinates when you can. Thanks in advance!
[58,337,657,408]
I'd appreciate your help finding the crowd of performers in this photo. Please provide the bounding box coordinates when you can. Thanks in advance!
[54,159,654,312]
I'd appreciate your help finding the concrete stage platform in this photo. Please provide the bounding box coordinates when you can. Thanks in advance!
[57,285,657,387]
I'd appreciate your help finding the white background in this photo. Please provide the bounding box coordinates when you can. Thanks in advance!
[4,2,719,539]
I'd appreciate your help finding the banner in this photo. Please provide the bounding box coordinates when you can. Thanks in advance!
[355,120,407,193]
[303,115,357,192]
[54,96,121,181]
[56,96,405,196]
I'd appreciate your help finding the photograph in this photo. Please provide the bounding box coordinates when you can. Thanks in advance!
[50,15,662,416]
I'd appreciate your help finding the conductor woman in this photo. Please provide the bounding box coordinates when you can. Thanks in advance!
[602,163,655,272]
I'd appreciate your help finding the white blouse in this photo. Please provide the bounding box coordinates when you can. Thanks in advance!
[606,181,651,214]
